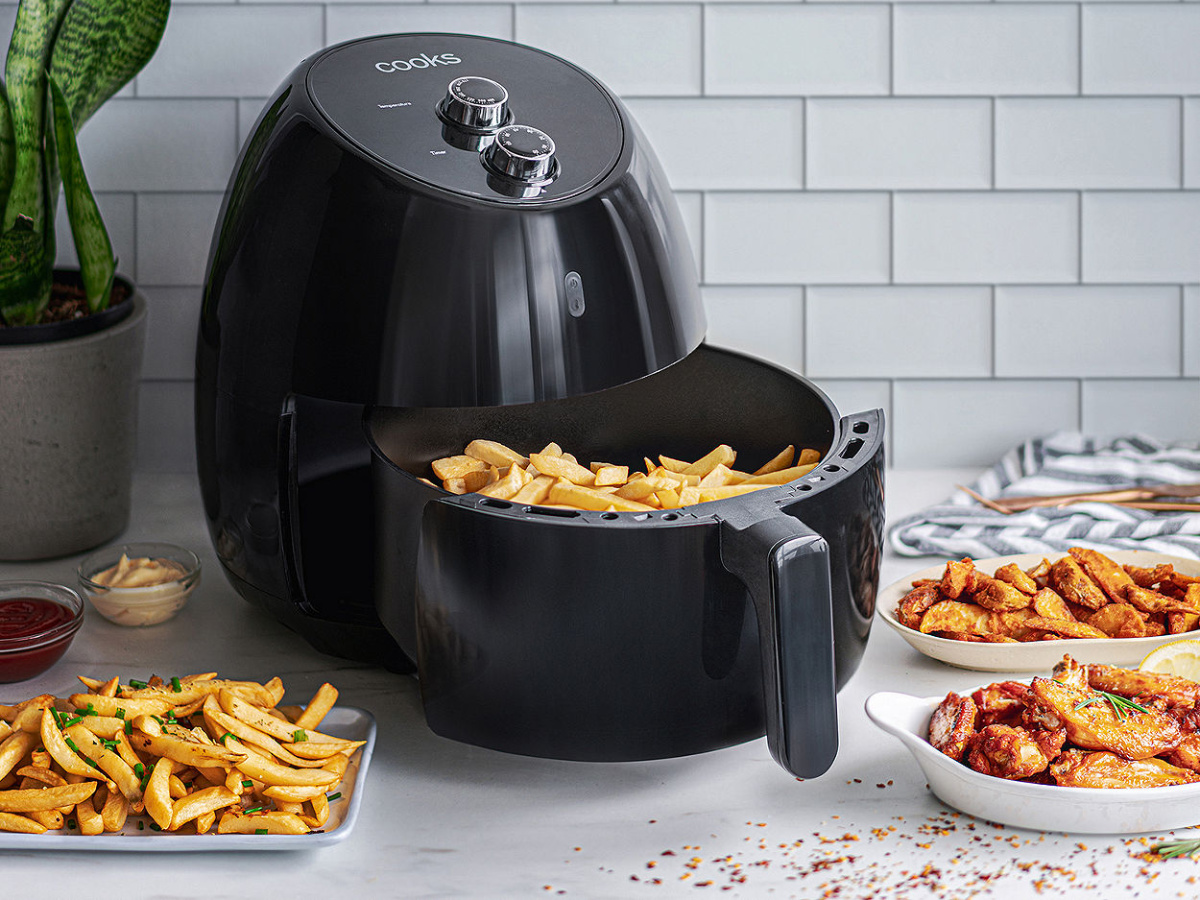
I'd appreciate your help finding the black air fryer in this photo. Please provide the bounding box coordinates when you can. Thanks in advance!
[196,33,884,779]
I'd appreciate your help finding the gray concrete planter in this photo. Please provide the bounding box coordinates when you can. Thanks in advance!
[0,287,147,560]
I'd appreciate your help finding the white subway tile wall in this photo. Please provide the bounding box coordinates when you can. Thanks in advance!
[13,0,1193,470]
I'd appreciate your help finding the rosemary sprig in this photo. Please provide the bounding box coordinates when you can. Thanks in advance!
[1152,838,1200,859]
[1073,690,1151,723]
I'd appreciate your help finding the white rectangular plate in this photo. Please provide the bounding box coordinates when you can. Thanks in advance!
[0,705,376,851]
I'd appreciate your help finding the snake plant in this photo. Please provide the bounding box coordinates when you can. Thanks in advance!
[0,0,169,326]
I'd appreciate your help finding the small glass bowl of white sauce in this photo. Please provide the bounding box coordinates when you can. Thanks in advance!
[77,542,201,626]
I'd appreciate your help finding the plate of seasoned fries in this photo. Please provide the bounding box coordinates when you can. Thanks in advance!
[878,549,1200,671]
[866,654,1200,833]
[421,439,822,513]
[0,670,374,849]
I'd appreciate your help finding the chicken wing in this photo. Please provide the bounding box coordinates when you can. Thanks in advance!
[972,681,1032,727]
[966,725,1057,780]
[1069,547,1137,603]
[1051,654,1088,690]
[1166,733,1200,773]
[896,582,941,630]
[1086,663,1200,708]
[1050,556,1108,610]
[1050,749,1200,788]
[929,692,978,761]
[1028,677,1183,759]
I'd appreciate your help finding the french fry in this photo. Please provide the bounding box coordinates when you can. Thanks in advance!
[510,474,555,505]
[67,694,172,719]
[39,710,93,778]
[529,453,595,486]
[131,730,247,770]
[143,756,176,831]
[548,481,655,513]
[293,684,338,732]
[0,781,96,813]
[171,786,239,831]
[753,445,794,476]
[464,439,528,468]
[75,794,104,835]
[0,811,45,833]
[431,455,488,481]
[0,731,38,783]
[593,465,629,487]
[100,785,129,832]
[218,810,309,835]
[683,445,737,476]
[739,464,818,485]
[64,725,143,804]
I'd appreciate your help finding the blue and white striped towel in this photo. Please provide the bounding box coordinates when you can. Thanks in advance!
[889,432,1200,560]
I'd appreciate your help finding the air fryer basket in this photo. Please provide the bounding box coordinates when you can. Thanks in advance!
[368,344,884,773]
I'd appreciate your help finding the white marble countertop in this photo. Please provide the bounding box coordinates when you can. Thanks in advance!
[3,470,1199,897]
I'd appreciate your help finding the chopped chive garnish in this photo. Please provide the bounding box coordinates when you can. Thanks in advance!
[1073,690,1151,724]
[255,828,268,835]
[151,715,164,725]
[137,820,144,830]
[134,763,145,778]
[171,676,182,693]
[102,739,119,751]
[129,680,148,690]
[115,708,125,719]
[85,756,100,769]
[62,716,82,729]
[124,721,133,736]
[244,806,265,814]
[326,792,341,801]
[149,822,161,831]
[218,732,234,745]
[241,780,253,788]
[64,737,80,754]
[67,819,76,829]
[292,729,307,742]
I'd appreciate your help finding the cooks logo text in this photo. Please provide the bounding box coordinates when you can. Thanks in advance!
[375,53,462,73]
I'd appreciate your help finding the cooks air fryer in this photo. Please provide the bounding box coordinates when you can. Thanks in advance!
[195,33,884,778]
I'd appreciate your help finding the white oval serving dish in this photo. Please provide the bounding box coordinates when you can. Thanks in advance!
[877,550,1200,672]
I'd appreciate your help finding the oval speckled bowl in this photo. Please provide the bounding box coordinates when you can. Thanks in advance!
[878,550,1200,673]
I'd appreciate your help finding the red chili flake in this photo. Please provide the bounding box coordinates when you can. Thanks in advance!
[662,850,676,856]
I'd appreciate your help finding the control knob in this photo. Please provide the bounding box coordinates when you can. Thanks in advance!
[483,124,557,183]
[437,76,509,133]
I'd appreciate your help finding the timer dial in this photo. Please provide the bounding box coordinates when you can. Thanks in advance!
[437,76,510,133]
[483,124,557,183]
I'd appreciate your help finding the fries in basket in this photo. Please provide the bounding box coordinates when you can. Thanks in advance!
[425,440,822,512]
[0,673,361,836]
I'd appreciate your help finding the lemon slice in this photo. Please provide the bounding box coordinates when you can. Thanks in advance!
[1139,639,1200,681]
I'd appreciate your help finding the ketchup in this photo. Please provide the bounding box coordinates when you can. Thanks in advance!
[0,597,79,683]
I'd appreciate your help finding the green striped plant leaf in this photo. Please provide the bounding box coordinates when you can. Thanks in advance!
[49,73,113,312]
[49,0,170,129]
[2,0,71,233]
[0,216,53,325]
[0,83,15,217]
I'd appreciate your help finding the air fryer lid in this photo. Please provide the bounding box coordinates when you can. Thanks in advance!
[307,34,624,203]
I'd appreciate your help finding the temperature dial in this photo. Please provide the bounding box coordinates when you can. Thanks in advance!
[483,124,558,183]
[437,76,510,133]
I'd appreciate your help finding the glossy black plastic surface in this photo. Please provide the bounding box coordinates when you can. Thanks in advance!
[368,346,885,769]
[308,34,622,202]
[195,35,703,661]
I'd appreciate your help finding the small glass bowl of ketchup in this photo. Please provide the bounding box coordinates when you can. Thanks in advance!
[0,581,85,683]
